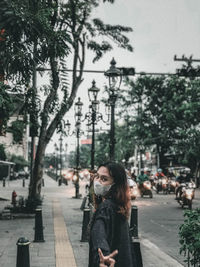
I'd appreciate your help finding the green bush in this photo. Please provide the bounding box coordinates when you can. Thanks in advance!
[9,120,25,143]
[179,208,200,266]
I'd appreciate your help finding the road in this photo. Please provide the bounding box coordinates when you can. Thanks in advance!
[133,188,200,265]
[1,177,198,266]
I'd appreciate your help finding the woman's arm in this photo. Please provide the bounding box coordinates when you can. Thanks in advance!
[90,205,114,266]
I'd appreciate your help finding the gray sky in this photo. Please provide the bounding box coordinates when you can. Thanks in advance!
[77,0,200,104]
[46,0,200,153]
[92,0,200,72]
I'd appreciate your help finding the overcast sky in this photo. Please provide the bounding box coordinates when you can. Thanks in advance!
[94,0,200,72]
[76,0,200,107]
[46,0,200,153]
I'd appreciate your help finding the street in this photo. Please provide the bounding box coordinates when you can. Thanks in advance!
[134,189,200,265]
[1,176,199,266]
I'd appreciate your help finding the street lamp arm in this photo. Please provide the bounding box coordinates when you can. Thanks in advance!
[66,131,75,137]
[82,111,92,123]
[96,112,110,124]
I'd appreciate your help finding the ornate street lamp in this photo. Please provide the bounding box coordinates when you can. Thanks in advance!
[75,97,83,122]
[54,143,58,181]
[74,97,83,172]
[58,135,63,186]
[65,97,83,198]
[85,80,101,170]
[105,58,122,161]
[88,80,100,101]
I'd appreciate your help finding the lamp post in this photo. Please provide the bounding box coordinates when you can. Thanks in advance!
[105,58,122,161]
[86,80,101,170]
[54,143,58,181]
[65,143,68,166]
[75,97,83,170]
[58,135,63,186]
[66,97,83,198]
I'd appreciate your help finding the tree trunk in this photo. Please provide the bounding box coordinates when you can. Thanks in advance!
[29,136,47,200]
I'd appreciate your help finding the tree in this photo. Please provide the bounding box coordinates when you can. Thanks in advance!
[0,0,133,201]
[114,116,138,166]
[0,144,6,161]
[0,83,13,135]
[119,75,200,171]
[43,154,56,169]
[179,209,200,266]
[93,119,136,167]
[175,128,200,176]
[68,144,91,169]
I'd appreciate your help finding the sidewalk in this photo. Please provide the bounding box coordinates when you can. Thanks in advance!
[0,175,184,267]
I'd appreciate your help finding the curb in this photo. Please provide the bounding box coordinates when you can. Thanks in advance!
[141,238,184,267]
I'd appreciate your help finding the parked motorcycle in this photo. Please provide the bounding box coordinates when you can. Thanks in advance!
[139,180,153,198]
[177,182,195,209]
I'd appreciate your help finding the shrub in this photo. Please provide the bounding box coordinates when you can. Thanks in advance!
[179,208,200,266]
[9,120,25,143]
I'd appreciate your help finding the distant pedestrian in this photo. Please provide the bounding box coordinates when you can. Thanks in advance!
[88,162,136,267]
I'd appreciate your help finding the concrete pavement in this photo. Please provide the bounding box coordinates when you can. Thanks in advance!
[0,174,185,267]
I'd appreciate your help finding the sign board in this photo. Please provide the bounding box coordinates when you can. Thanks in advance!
[81,139,92,145]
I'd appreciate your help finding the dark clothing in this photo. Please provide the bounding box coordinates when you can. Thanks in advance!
[176,174,191,198]
[136,174,149,185]
[88,199,136,267]
[176,174,190,184]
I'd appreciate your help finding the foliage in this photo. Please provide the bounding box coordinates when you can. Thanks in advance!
[179,208,200,266]
[95,131,110,167]
[24,87,40,137]
[0,144,6,161]
[175,128,200,174]
[79,144,91,168]
[0,0,133,83]
[114,120,136,165]
[44,154,57,169]
[0,83,13,134]
[68,150,76,168]
[92,123,135,167]
[9,154,29,171]
[8,120,25,143]
[119,75,200,171]
[68,144,91,169]
[0,0,133,199]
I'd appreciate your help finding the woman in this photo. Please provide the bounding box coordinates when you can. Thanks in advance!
[88,162,136,267]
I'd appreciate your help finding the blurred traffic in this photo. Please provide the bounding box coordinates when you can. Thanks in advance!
[45,164,197,211]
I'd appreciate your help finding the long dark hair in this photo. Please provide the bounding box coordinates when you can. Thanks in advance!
[95,161,131,219]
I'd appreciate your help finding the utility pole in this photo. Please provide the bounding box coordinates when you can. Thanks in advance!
[174,55,200,78]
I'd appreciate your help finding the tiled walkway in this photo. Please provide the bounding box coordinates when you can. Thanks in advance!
[53,199,77,267]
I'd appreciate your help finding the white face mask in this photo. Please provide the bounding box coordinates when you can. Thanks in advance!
[93,180,114,197]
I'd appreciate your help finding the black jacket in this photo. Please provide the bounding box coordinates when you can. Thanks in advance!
[88,199,136,267]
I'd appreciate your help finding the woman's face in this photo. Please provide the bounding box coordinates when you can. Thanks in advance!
[95,166,114,186]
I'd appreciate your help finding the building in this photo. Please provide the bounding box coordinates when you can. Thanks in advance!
[0,93,29,163]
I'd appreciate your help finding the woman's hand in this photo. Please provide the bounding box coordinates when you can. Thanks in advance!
[98,248,118,267]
